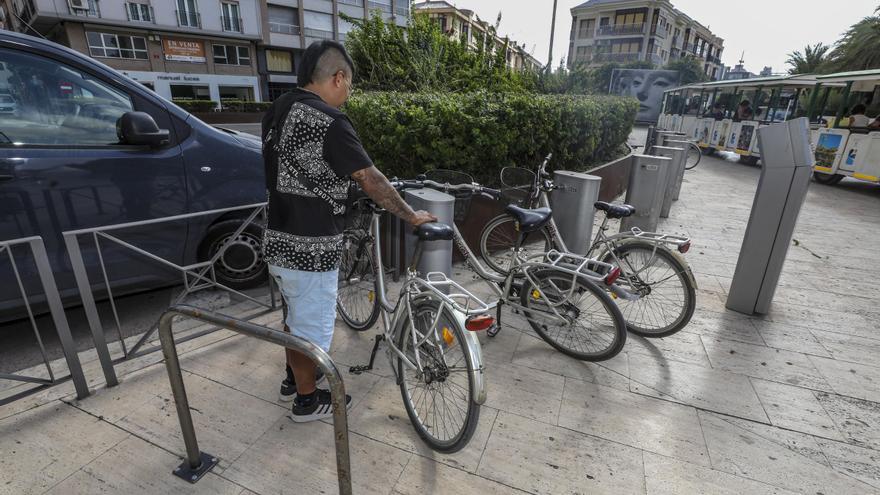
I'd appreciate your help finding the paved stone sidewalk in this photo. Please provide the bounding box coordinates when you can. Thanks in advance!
[2,150,880,494]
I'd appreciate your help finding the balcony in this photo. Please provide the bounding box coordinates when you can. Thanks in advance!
[596,23,646,36]
[176,10,201,28]
[367,1,391,13]
[269,21,300,35]
[221,15,242,32]
[651,24,667,39]
[302,27,334,39]
[594,52,642,63]
[338,0,362,5]
[395,6,409,16]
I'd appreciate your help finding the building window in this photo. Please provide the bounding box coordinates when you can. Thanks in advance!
[302,11,334,39]
[176,0,200,27]
[125,2,153,22]
[614,11,645,27]
[87,32,148,59]
[70,0,101,17]
[338,0,362,5]
[268,5,299,35]
[212,44,250,65]
[266,49,293,73]
[221,2,241,32]
[367,0,391,13]
[578,18,595,39]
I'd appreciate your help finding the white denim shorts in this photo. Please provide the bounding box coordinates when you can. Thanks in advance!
[269,264,339,352]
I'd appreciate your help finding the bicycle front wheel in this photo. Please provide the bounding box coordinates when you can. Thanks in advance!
[397,298,480,453]
[337,233,380,331]
[519,269,626,361]
[602,242,696,338]
[479,214,553,276]
[685,143,702,170]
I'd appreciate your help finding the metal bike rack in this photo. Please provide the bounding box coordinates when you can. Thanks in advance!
[0,236,90,405]
[62,203,277,388]
[158,304,352,494]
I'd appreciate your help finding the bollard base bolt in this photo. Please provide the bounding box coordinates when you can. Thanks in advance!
[172,451,219,484]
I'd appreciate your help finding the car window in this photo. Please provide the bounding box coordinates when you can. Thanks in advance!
[0,48,133,146]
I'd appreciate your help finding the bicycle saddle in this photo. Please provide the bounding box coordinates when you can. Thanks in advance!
[504,205,552,233]
[414,222,454,241]
[594,201,635,219]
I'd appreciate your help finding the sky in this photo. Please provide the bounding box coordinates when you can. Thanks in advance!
[459,0,879,74]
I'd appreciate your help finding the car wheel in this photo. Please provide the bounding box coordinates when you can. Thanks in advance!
[197,219,267,291]
[813,172,844,185]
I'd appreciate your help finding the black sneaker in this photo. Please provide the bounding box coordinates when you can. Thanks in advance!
[291,389,352,423]
[279,366,326,403]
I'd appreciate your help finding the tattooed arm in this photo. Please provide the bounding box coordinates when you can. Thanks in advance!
[352,166,436,226]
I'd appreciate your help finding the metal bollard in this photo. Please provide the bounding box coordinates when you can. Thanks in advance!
[651,145,685,218]
[666,139,692,201]
[621,155,671,233]
[550,171,602,255]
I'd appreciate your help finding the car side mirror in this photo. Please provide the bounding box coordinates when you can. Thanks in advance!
[117,111,170,147]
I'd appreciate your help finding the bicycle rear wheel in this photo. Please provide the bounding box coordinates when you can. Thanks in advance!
[479,214,553,276]
[519,268,626,361]
[602,242,696,338]
[337,233,380,331]
[685,143,702,170]
[397,298,480,453]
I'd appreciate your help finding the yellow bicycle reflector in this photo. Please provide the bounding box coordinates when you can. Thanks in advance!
[442,327,455,346]
[531,289,541,300]
[368,291,375,303]
[611,292,618,300]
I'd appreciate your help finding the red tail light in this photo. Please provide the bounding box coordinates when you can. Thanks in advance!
[604,266,622,286]
[678,241,691,254]
[465,315,495,331]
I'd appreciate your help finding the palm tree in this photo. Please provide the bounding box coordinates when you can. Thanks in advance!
[785,43,830,74]
[825,7,880,72]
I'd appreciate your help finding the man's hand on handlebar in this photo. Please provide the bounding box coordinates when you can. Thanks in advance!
[409,210,438,226]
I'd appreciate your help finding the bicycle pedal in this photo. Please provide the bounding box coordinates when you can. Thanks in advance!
[349,365,372,375]
[486,324,501,338]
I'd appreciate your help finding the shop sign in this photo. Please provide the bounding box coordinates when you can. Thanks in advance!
[163,38,206,63]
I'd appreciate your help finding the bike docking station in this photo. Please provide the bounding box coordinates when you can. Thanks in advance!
[727,117,813,315]
[621,155,672,233]
[665,139,692,202]
[402,188,455,277]
[650,144,686,218]
[550,170,602,254]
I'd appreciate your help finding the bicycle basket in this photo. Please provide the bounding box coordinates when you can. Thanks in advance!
[424,169,475,222]
[500,167,537,207]
[343,186,372,233]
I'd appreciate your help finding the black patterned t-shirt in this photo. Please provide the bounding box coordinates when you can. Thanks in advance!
[261,89,372,272]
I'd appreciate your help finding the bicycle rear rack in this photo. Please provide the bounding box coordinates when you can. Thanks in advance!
[627,228,691,247]
[418,272,494,315]
[540,250,614,283]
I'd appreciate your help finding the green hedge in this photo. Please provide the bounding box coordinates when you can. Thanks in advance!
[172,99,216,112]
[220,100,273,112]
[344,92,638,185]
[171,99,272,113]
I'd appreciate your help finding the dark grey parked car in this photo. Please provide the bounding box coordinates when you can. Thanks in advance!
[0,31,267,319]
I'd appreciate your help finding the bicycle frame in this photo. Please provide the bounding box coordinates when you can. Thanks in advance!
[366,212,489,404]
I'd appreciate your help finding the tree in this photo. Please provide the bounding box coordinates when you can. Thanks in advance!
[663,56,708,84]
[341,11,536,93]
[786,43,830,74]
[825,7,880,72]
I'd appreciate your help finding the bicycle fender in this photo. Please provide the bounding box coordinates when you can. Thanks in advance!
[395,294,487,405]
[606,239,698,290]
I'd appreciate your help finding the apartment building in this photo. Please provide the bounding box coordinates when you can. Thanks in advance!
[10,0,265,101]
[413,1,542,72]
[260,0,409,100]
[568,0,725,81]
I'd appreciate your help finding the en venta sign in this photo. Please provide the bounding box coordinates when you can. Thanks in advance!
[163,38,206,63]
